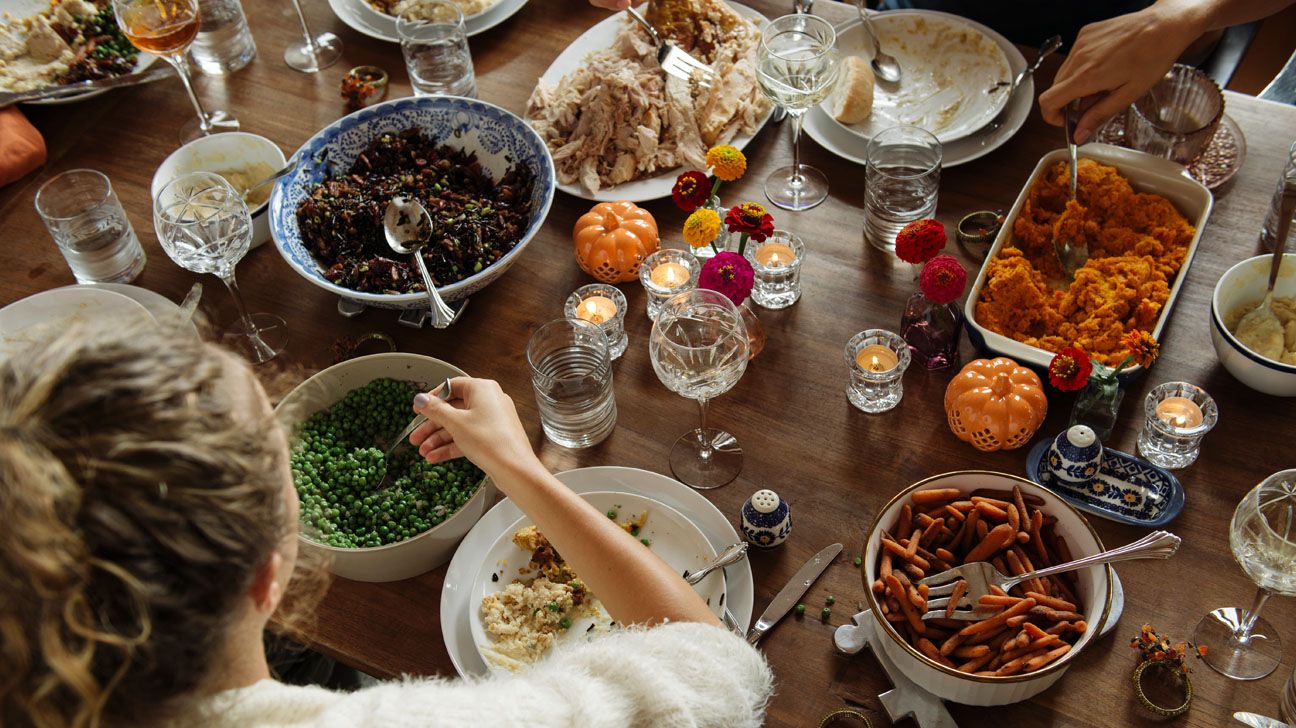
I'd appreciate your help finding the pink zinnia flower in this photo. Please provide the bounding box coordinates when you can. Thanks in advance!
[699,251,755,306]
[919,254,967,305]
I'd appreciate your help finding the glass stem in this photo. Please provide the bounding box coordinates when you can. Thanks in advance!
[696,397,712,461]
[1234,587,1274,645]
[289,0,320,57]
[166,54,211,134]
[220,271,275,360]
[788,110,806,188]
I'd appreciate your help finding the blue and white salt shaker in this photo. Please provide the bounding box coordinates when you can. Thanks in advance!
[1046,425,1103,486]
[741,489,792,548]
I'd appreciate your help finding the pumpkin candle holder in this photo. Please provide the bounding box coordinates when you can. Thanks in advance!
[845,330,910,413]
[639,248,701,321]
[944,357,1047,452]
[573,201,659,285]
[564,283,628,360]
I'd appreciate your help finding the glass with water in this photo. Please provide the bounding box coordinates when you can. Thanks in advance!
[864,125,941,252]
[397,0,476,98]
[190,0,256,75]
[526,319,617,449]
[34,169,146,284]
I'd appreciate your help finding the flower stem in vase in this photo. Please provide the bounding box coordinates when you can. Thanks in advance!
[1070,376,1124,441]
[899,292,962,370]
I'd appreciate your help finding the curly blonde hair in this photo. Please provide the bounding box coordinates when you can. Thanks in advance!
[0,324,323,728]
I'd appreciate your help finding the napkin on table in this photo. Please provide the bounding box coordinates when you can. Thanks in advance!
[0,107,47,187]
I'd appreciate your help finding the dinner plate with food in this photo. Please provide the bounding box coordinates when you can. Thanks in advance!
[441,466,755,678]
[0,286,153,358]
[469,491,726,673]
[326,0,528,42]
[527,0,773,201]
[0,0,160,107]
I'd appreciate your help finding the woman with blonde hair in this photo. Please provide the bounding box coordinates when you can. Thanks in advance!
[0,324,771,728]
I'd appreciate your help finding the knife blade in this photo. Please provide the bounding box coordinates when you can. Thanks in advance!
[745,542,842,645]
[1234,711,1291,728]
[0,63,175,107]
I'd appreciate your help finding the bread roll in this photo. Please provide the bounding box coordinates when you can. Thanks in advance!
[829,55,875,125]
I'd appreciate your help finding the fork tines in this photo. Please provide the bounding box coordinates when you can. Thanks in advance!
[660,44,716,88]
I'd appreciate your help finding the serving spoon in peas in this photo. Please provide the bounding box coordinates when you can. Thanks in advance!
[375,378,453,490]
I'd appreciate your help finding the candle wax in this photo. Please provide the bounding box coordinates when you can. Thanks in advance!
[755,242,796,268]
[855,344,898,372]
[1155,396,1204,428]
[576,295,618,325]
[650,262,689,287]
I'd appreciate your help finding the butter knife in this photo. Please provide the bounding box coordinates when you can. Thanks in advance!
[746,542,842,645]
[0,63,174,106]
[1234,712,1291,728]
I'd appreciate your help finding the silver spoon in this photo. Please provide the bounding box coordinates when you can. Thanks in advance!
[853,0,901,84]
[1054,100,1089,277]
[383,196,455,329]
[1235,180,1295,342]
[239,158,298,203]
[988,35,1061,95]
[684,542,749,585]
[376,378,454,491]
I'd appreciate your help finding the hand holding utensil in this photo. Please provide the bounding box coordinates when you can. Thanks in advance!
[376,378,454,491]
[383,197,456,329]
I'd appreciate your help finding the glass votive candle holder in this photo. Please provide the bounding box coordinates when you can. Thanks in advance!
[639,248,700,321]
[565,283,628,360]
[1136,382,1218,469]
[743,230,805,309]
[845,329,911,413]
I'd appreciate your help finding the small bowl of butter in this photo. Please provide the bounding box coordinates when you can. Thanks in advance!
[151,132,286,248]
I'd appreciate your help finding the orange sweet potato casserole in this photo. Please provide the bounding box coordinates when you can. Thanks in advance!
[974,159,1196,366]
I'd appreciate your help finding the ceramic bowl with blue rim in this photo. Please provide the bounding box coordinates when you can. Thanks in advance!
[1210,253,1296,396]
[269,95,555,310]
[1026,438,1185,527]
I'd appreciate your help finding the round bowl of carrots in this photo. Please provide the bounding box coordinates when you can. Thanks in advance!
[862,471,1113,706]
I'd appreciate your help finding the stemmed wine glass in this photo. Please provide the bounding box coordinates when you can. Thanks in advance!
[1192,469,1296,680]
[756,14,839,211]
[153,172,288,363]
[649,289,750,490]
[111,0,238,144]
[285,0,343,72]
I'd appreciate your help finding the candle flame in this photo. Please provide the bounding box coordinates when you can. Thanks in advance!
[582,300,606,324]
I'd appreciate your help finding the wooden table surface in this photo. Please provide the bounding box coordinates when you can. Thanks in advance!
[4,1,1295,726]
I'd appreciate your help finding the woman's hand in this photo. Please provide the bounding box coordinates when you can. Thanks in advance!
[409,377,542,482]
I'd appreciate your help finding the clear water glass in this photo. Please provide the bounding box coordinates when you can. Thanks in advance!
[1136,382,1218,469]
[1261,141,1296,252]
[190,0,256,75]
[153,172,287,363]
[1283,665,1295,722]
[1193,469,1296,680]
[526,318,617,449]
[35,170,147,284]
[398,0,476,98]
[743,230,804,309]
[864,125,941,253]
[845,329,910,413]
[564,283,628,360]
[285,0,342,72]
[1126,64,1223,166]
[639,248,700,321]
[649,289,749,489]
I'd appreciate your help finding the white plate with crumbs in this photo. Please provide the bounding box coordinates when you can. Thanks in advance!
[0,286,153,359]
[468,490,725,674]
[327,0,528,42]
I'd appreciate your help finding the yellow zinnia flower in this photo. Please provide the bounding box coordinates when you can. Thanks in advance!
[683,208,721,248]
[705,145,747,182]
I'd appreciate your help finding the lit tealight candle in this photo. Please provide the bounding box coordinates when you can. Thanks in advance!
[754,241,796,268]
[1156,396,1204,428]
[575,295,618,325]
[855,344,898,373]
[650,261,690,288]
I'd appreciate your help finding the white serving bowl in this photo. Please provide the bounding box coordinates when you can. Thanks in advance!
[1210,253,1296,396]
[275,353,493,582]
[151,132,285,248]
[863,471,1112,706]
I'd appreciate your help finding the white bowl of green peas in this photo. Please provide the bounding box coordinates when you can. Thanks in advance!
[277,353,494,582]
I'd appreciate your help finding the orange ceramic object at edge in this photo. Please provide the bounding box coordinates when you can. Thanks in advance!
[944,357,1048,452]
[573,200,659,284]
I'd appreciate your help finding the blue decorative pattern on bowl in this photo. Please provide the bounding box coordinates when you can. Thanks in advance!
[741,489,791,549]
[1026,439,1185,527]
[268,95,555,309]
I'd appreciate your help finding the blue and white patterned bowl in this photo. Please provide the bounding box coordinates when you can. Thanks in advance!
[269,95,555,309]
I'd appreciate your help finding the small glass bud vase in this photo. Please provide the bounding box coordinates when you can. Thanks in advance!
[899,292,962,370]
[1070,376,1123,442]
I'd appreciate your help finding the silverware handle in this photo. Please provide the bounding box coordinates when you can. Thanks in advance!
[1011,531,1181,587]
[1018,35,1061,87]
[1269,183,1296,290]
[853,0,881,47]
[624,7,661,45]
[746,625,767,645]
[685,542,748,585]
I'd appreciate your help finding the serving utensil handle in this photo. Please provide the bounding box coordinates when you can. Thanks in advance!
[624,7,662,45]
[1268,181,1296,291]
[1007,531,1181,589]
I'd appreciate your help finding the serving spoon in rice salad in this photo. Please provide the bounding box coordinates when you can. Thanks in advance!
[384,196,457,329]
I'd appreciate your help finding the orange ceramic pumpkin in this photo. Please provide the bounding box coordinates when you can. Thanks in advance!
[944,357,1048,452]
[573,201,659,284]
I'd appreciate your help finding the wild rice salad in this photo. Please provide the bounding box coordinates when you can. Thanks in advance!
[294,127,535,295]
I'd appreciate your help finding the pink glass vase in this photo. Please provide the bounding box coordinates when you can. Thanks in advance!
[899,291,962,370]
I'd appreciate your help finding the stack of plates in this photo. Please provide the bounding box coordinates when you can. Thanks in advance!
[806,10,1031,167]
[0,284,190,359]
[441,466,755,677]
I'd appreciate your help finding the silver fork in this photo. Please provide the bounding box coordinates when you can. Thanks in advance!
[919,530,1181,621]
[375,378,453,490]
[625,7,716,88]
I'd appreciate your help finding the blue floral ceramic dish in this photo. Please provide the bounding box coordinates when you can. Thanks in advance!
[269,95,555,309]
[1026,439,1185,527]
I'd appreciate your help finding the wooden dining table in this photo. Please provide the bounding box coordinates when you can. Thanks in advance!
[3,0,1295,725]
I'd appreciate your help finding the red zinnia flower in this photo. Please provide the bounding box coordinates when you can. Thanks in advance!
[1048,346,1093,391]
[698,251,755,305]
[671,170,711,212]
[895,219,947,264]
[723,202,775,243]
[918,254,967,304]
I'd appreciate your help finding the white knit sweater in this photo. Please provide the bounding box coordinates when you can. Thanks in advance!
[198,623,773,727]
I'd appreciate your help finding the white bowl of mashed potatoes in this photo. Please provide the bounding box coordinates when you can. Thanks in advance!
[1211,253,1296,396]
[151,132,286,248]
